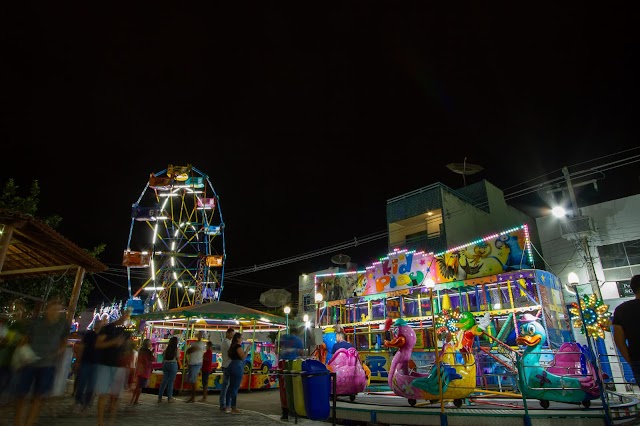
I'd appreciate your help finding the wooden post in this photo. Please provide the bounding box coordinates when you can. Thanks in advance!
[0,224,15,272]
[66,267,86,325]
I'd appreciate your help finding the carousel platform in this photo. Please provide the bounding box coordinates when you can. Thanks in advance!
[329,390,640,426]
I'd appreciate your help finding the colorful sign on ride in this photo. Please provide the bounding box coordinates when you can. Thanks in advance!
[316,224,533,300]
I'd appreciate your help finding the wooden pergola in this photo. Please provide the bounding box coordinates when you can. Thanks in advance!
[0,208,108,323]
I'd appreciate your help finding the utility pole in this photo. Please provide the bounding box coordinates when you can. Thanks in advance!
[562,167,602,299]
[561,166,626,393]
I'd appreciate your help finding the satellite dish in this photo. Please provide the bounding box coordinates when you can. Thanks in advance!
[259,289,291,308]
[331,253,351,265]
[446,157,483,186]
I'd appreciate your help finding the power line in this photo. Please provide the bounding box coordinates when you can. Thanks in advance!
[223,149,639,279]
[98,147,639,300]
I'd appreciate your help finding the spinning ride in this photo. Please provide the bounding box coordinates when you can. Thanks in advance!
[123,164,225,311]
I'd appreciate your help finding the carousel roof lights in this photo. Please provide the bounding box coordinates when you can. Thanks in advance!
[434,225,528,257]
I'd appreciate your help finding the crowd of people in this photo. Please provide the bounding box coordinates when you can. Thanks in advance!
[0,302,249,425]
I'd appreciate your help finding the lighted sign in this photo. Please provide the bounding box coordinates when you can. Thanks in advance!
[315,224,533,298]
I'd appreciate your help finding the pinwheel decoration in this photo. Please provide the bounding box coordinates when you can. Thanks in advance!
[435,308,461,342]
[569,294,612,340]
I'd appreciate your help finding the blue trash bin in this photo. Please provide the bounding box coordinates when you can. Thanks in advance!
[302,359,330,421]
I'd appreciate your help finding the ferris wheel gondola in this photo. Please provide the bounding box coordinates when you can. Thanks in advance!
[123,164,225,312]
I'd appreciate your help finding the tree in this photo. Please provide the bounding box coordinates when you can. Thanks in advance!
[0,178,104,315]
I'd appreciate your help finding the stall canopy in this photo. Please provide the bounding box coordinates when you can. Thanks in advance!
[0,208,108,322]
[135,300,299,333]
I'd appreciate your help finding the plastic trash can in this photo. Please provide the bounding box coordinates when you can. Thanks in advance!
[302,359,331,421]
[292,358,307,417]
[284,359,296,415]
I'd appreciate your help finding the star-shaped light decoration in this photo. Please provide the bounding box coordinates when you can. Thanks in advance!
[569,294,612,340]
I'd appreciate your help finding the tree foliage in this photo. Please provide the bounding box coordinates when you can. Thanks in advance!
[0,179,104,316]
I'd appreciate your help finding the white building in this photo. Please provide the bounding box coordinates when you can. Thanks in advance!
[536,193,640,391]
[536,193,640,304]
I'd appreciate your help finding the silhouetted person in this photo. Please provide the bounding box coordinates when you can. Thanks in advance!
[13,298,68,426]
[613,275,640,383]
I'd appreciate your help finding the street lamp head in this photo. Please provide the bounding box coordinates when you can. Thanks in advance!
[568,272,580,286]
[284,306,291,315]
[303,314,309,322]
[314,293,323,303]
[552,206,567,218]
[425,278,435,289]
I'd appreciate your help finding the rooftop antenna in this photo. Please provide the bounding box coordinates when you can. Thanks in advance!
[331,253,351,269]
[446,157,483,187]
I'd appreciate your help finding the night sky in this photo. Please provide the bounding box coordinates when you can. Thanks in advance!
[2,4,638,307]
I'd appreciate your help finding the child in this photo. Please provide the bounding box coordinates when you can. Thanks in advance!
[130,339,155,406]
[199,341,213,402]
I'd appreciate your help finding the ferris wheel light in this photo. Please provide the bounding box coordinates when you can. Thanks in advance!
[128,165,225,307]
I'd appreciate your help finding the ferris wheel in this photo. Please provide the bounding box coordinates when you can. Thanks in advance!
[123,164,226,312]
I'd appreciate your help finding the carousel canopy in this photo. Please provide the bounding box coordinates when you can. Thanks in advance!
[133,300,298,333]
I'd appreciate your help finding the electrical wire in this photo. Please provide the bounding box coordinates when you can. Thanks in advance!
[97,147,639,301]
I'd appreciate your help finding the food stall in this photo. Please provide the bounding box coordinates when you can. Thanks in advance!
[134,300,290,392]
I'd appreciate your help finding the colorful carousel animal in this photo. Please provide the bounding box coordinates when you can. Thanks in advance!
[383,318,476,407]
[516,314,600,408]
[327,346,368,401]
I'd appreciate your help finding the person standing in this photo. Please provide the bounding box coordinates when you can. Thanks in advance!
[73,317,105,412]
[199,341,213,402]
[218,327,234,411]
[184,331,205,403]
[157,336,180,403]
[224,332,246,414]
[94,310,131,426]
[278,332,304,361]
[613,275,640,383]
[13,298,69,426]
[124,338,138,391]
[130,338,155,406]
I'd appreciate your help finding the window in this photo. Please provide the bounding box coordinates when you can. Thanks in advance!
[598,239,640,269]
[303,294,311,311]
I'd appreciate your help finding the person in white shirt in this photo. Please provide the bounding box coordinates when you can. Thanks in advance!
[218,328,235,410]
[185,331,205,403]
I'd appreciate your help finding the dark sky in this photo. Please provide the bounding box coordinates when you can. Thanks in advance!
[2,3,638,307]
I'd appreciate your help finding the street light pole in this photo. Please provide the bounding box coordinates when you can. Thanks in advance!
[303,314,309,352]
[284,306,291,334]
[567,273,614,425]
[314,292,323,326]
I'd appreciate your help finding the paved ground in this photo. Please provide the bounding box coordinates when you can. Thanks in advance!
[0,383,334,426]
